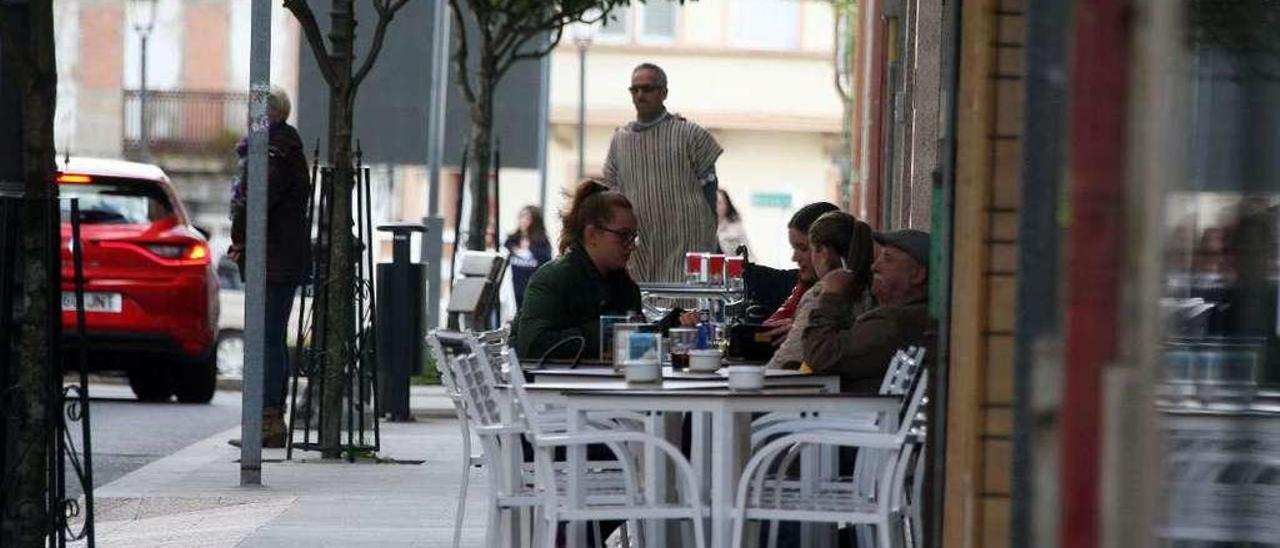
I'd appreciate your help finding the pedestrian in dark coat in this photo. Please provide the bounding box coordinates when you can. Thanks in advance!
[503,205,553,310]
[227,87,312,448]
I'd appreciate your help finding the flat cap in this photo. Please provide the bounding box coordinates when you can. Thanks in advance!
[872,229,931,268]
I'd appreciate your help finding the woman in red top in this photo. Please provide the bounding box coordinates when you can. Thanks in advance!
[762,201,840,343]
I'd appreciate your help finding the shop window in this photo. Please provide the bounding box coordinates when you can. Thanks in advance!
[638,1,677,43]
[597,7,630,43]
[730,0,800,51]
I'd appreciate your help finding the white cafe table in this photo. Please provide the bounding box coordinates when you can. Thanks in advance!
[526,364,840,391]
[522,379,898,548]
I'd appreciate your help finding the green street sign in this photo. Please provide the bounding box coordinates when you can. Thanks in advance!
[751,192,793,209]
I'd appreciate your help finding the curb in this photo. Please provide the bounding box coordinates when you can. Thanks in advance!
[412,408,460,420]
[75,374,246,392]
[77,374,456,419]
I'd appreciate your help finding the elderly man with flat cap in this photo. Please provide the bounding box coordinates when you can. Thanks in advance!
[802,229,934,393]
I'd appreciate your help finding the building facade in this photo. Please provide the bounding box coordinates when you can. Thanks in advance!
[55,0,301,251]
[542,0,846,268]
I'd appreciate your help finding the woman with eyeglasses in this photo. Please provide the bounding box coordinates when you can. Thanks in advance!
[512,180,643,362]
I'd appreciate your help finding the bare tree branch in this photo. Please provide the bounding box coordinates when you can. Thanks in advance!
[352,0,411,90]
[491,1,627,79]
[282,0,338,86]
[498,26,563,79]
[448,0,477,104]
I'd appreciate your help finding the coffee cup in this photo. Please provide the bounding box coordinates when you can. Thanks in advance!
[727,365,765,391]
[624,359,661,383]
[688,348,723,372]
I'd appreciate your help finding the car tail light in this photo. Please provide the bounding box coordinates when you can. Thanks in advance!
[186,243,208,261]
[57,174,92,184]
[141,242,210,264]
[143,244,186,258]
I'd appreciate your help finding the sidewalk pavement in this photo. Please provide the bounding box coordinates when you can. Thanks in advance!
[72,385,492,548]
[82,373,460,420]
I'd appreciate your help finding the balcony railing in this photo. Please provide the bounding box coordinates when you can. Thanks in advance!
[122,89,248,157]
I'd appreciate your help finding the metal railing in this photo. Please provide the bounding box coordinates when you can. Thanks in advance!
[122,89,248,156]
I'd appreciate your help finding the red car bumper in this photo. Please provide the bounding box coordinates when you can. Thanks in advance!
[61,269,217,359]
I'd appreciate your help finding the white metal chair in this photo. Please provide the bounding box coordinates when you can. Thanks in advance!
[498,347,710,548]
[437,330,694,547]
[747,348,925,453]
[740,347,926,547]
[431,330,557,547]
[426,328,510,548]
[447,251,508,330]
[731,348,929,548]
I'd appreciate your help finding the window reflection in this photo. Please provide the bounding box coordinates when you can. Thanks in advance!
[1159,1,1280,545]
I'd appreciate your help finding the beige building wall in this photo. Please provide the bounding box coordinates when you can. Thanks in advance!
[56,0,302,158]
[73,1,125,158]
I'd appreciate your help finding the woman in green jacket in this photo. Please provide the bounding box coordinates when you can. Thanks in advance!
[513,180,642,361]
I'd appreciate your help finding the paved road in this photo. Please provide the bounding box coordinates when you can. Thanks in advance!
[63,383,242,500]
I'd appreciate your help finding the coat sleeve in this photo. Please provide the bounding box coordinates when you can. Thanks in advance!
[804,301,903,383]
[767,284,821,369]
[514,271,589,361]
[687,124,724,178]
[801,293,853,371]
[602,133,621,189]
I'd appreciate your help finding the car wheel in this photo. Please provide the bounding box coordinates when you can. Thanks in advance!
[174,349,217,404]
[128,368,173,402]
[216,329,245,380]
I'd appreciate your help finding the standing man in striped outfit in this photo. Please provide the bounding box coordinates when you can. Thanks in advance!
[603,63,724,283]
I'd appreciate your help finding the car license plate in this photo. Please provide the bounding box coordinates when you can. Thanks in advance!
[62,291,122,313]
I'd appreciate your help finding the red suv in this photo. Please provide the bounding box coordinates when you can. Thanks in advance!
[59,158,219,403]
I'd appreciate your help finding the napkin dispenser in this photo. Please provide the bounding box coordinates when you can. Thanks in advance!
[727,323,776,361]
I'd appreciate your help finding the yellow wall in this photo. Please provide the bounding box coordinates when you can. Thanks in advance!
[944,0,1024,546]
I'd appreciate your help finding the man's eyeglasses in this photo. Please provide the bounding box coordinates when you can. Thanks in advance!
[628,84,664,95]
[595,225,640,246]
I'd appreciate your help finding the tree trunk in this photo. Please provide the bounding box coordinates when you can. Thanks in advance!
[1,1,58,545]
[319,0,356,459]
[465,52,496,251]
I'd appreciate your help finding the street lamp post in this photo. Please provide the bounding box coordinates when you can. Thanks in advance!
[573,23,595,180]
[132,0,157,162]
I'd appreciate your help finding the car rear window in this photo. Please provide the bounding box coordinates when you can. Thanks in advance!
[59,177,175,224]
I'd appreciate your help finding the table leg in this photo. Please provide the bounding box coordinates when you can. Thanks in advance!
[800,442,837,548]
[692,411,710,499]
[567,409,585,547]
[499,432,524,548]
[690,411,710,547]
[711,407,748,548]
[645,411,668,544]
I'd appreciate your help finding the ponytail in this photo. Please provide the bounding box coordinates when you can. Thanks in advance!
[845,219,874,280]
[809,211,874,281]
[559,179,633,254]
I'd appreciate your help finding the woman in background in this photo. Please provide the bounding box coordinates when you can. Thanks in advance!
[503,205,553,309]
[716,189,751,257]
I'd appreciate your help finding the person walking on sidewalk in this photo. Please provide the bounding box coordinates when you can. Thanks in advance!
[602,62,724,283]
[227,87,312,448]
